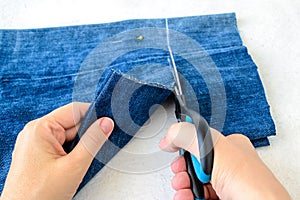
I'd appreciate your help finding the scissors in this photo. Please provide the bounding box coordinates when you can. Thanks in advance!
[167,30,214,200]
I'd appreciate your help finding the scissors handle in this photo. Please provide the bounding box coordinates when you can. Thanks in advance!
[180,149,205,200]
[179,109,214,200]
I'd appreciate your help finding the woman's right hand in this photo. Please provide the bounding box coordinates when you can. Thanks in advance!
[159,122,291,200]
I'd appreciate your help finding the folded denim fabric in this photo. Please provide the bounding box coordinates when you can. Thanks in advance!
[0,13,275,193]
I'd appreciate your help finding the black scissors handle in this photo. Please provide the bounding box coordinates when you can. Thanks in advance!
[175,97,214,200]
[180,149,205,200]
[184,108,214,178]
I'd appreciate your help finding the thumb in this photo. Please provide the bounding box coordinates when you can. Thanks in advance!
[68,117,114,168]
[159,122,200,160]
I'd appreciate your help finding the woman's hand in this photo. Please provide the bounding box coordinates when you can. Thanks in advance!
[159,122,291,200]
[1,102,114,200]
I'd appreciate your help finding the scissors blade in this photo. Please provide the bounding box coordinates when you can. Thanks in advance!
[165,19,183,96]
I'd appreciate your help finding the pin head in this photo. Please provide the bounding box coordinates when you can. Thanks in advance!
[137,35,144,41]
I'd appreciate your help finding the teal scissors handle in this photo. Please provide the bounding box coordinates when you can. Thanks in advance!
[175,99,214,200]
[179,149,206,200]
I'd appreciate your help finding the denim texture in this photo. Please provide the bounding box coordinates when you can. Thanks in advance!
[67,69,172,191]
[0,13,275,193]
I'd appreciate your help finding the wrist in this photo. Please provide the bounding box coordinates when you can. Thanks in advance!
[212,152,291,200]
[209,132,291,200]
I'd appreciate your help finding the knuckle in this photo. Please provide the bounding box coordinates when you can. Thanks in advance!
[22,120,39,136]
[237,134,251,143]
[42,117,65,136]
[23,116,64,137]
[229,133,248,140]
[24,120,36,129]
[167,123,180,140]
[228,133,253,146]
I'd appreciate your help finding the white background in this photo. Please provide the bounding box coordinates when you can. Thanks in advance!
[1,0,299,199]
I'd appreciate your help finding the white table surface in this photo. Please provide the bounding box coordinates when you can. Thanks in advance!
[1,0,299,199]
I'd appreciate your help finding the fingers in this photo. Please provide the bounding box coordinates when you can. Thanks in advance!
[203,183,219,200]
[171,157,191,195]
[46,102,90,130]
[172,171,190,190]
[37,102,90,145]
[64,123,82,142]
[174,189,193,200]
[161,123,225,200]
[66,117,114,171]
[159,122,200,160]
[171,160,191,199]
[171,156,186,173]
[171,156,219,199]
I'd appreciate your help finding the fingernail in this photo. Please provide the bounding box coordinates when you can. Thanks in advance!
[98,117,114,135]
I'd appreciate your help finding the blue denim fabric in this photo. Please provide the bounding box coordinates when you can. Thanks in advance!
[65,69,172,191]
[0,13,275,194]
